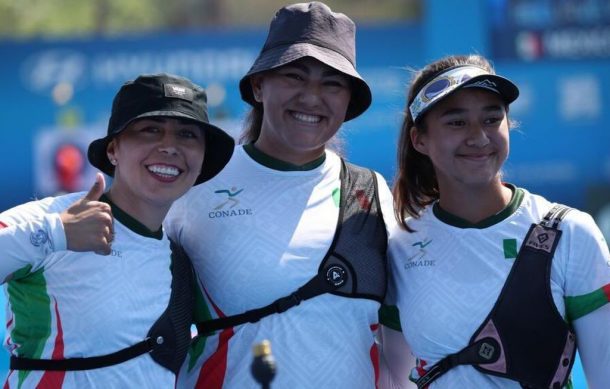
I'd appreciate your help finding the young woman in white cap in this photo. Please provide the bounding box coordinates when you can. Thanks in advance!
[0,73,233,388]
[165,2,398,388]
[380,54,610,388]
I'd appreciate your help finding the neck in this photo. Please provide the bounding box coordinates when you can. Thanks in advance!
[251,141,326,167]
[437,180,513,224]
[107,187,168,232]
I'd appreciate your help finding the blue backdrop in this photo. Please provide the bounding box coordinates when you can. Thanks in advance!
[1,1,608,386]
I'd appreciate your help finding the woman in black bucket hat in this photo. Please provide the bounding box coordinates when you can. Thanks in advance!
[165,2,399,388]
[0,73,233,387]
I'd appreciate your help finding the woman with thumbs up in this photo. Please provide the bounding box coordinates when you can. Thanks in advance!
[0,73,234,388]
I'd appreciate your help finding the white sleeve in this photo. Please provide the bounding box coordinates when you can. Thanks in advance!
[164,197,186,244]
[0,213,66,282]
[378,325,418,389]
[375,172,397,236]
[573,304,610,389]
[375,172,417,388]
[561,210,610,388]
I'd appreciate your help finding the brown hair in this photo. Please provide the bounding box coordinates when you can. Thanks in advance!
[393,54,501,230]
[239,107,263,144]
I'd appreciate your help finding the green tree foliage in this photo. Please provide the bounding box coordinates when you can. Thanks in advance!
[0,0,420,39]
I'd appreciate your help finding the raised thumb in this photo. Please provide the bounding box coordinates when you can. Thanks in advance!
[83,172,105,201]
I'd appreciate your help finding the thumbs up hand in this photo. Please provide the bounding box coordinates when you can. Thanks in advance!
[60,173,114,255]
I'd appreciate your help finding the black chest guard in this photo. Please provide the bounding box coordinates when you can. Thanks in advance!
[196,159,388,335]
[417,204,576,389]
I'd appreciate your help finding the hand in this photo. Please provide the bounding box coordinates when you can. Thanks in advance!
[60,173,114,255]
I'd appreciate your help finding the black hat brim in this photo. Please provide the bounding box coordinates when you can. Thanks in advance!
[87,117,234,186]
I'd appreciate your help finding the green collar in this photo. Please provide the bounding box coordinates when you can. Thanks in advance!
[100,193,163,240]
[433,184,524,229]
[243,143,326,171]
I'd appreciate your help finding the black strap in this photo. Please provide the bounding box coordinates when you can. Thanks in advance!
[415,337,501,389]
[416,204,572,389]
[10,240,194,372]
[195,159,386,336]
[10,337,157,371]
[197,274,333,335]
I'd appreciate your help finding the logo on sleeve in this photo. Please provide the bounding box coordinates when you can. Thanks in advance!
[30,229,49,247]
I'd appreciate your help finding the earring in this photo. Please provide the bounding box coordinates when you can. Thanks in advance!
[110,158,117,165]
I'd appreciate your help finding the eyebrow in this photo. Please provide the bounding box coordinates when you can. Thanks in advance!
[439,104,504,117]
[142,117,199,126]
[283,62,344,78]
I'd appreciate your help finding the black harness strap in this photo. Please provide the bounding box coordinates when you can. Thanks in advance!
[414,337,502,388]
[197,271,334,335]
[416,204,574,389]
[10,338,157,371]
[196,159,388,336]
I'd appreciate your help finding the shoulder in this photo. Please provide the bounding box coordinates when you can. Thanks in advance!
[518,188,605,246]
[561,207,607,250]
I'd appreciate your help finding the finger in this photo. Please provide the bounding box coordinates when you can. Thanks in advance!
[94,236,112,256]
[83,173,106,201]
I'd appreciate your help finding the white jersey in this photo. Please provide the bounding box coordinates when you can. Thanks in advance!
[387,186,610,388]
[0,192,175,388]
[166,146,395,389]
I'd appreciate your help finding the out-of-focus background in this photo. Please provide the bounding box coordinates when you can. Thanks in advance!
[0,0,608,386]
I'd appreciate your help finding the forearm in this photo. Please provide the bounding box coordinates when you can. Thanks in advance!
[0,213,66,281]
[573,303,610,389]
[378,325,418,389]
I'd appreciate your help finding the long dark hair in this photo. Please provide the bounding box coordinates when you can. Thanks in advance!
[239,107,263,144]
[393,54,499,230]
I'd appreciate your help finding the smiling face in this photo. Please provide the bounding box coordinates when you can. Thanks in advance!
[249,57,352,165]
[107,117,205,217]
[411,88,510,194]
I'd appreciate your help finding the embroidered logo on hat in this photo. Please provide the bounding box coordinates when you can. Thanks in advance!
[164,83,194,102]
[464,79,500,93]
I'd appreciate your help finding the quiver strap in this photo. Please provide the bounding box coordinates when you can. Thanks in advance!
[416,204,575,389]
[196,160,388,336]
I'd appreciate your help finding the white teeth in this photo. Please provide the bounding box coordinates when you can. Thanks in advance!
[148,165,180,177]
[292,112,321,123]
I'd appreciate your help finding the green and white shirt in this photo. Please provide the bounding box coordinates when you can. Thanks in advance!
[166,145,396,389]
[0,192,175,388]
[386,185,610,388]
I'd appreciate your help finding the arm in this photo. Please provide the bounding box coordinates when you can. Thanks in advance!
[0,173,114,283]
[573,304,610,389]
[375,173,417,388]
[378,323,417,389]
[562,211,610,388]
[375,172,398,235]
[0,214,66,282]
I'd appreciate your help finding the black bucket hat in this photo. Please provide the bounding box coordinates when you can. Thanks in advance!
[239,1,372,121]
[88,73,234,185]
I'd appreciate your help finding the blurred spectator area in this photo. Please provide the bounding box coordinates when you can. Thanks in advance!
[0,0,421,38]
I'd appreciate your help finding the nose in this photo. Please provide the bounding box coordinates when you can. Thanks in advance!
[298,81,323,107]
[465,124,490,148]
[158,132,179,155]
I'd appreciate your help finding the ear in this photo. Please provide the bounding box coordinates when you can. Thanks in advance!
[249,74,264,103]
[106,139,118,165]
[410,126,429,155]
